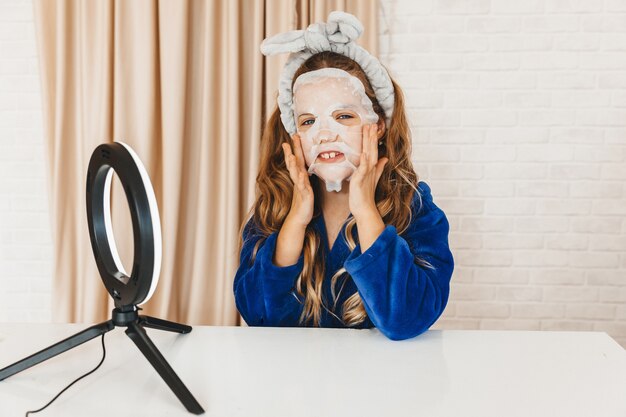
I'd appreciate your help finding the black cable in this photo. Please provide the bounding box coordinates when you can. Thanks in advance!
[25,333,107,416]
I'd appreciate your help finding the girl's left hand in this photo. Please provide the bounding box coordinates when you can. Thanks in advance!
[349,123,389,220]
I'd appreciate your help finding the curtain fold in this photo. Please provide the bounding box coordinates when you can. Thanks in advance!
[33,0,378,325]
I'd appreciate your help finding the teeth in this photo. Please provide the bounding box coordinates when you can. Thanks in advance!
[319,152,343,160]
[320,152,339,159]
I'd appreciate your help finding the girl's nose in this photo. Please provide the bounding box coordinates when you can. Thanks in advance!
[316,129,337,144]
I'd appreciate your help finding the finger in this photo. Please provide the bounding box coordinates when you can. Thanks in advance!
[282,142,296,167]
[297,171,306,192]
[292,134,307,170]
[361,124,370,152]
[362,124,375,167]
[298,171,312,196]
[357,151,369,177]
[281,143,292,170]
[282,143,300,183]
[350,153,365,185]
[369,123,378,165]
[375,157,389,184]
[288,155,301,183]
[300,169,312,190]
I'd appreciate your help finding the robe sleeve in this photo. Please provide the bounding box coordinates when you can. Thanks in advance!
[344,182,454,341]
[233,220,305,326]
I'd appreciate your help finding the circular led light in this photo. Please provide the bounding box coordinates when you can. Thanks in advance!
[86,142,161,307]
[0,144,203,414]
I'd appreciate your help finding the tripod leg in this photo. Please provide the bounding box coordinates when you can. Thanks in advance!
[0,321,114,381]
[139,315,192,334]
[126,322,204,415]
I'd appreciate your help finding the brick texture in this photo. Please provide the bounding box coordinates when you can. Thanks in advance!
[381,0,626,347]
[0,0,51,322]
[1,2,625,349]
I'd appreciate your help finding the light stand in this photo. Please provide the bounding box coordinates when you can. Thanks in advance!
[0,142,204,415]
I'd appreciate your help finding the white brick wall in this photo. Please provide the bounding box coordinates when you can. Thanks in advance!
[380,0,626,347]
[0,0,52,322]
[1,1,624,351]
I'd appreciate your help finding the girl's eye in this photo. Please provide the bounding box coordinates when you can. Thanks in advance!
[301,119,315,126]
[337,114,353,120]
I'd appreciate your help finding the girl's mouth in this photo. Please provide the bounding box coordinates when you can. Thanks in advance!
[316,151,345,163]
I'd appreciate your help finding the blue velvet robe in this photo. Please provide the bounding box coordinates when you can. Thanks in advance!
[233,181,454,340]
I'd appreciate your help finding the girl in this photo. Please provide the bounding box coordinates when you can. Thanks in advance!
[233,12,454,341]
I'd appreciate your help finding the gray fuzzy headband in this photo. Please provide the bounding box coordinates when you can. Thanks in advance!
[260,11,395,135]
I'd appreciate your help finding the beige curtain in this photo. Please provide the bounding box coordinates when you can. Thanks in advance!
[33,0,378,325]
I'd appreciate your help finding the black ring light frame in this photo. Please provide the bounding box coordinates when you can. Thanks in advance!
[88,141,161,307]
[0,142,204,414]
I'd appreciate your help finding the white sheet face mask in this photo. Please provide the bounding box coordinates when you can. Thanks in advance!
[292,68,379,192]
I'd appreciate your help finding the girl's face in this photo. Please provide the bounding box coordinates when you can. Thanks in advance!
[292,68,378,192]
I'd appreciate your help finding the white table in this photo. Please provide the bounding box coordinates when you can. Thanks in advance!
[0,323,624,417]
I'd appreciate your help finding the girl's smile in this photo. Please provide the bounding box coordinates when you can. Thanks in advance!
[316,151,345,163]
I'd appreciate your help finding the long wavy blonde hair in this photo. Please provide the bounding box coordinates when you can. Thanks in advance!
[240,51,429,327]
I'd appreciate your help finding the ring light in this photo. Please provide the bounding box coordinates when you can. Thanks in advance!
[1,142,204,414]
[86,142,161,306]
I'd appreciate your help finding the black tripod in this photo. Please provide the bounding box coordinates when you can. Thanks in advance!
[0,143,206,413]
[0,306,204,414]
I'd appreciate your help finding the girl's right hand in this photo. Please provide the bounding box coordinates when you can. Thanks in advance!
[282,134,314,227]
